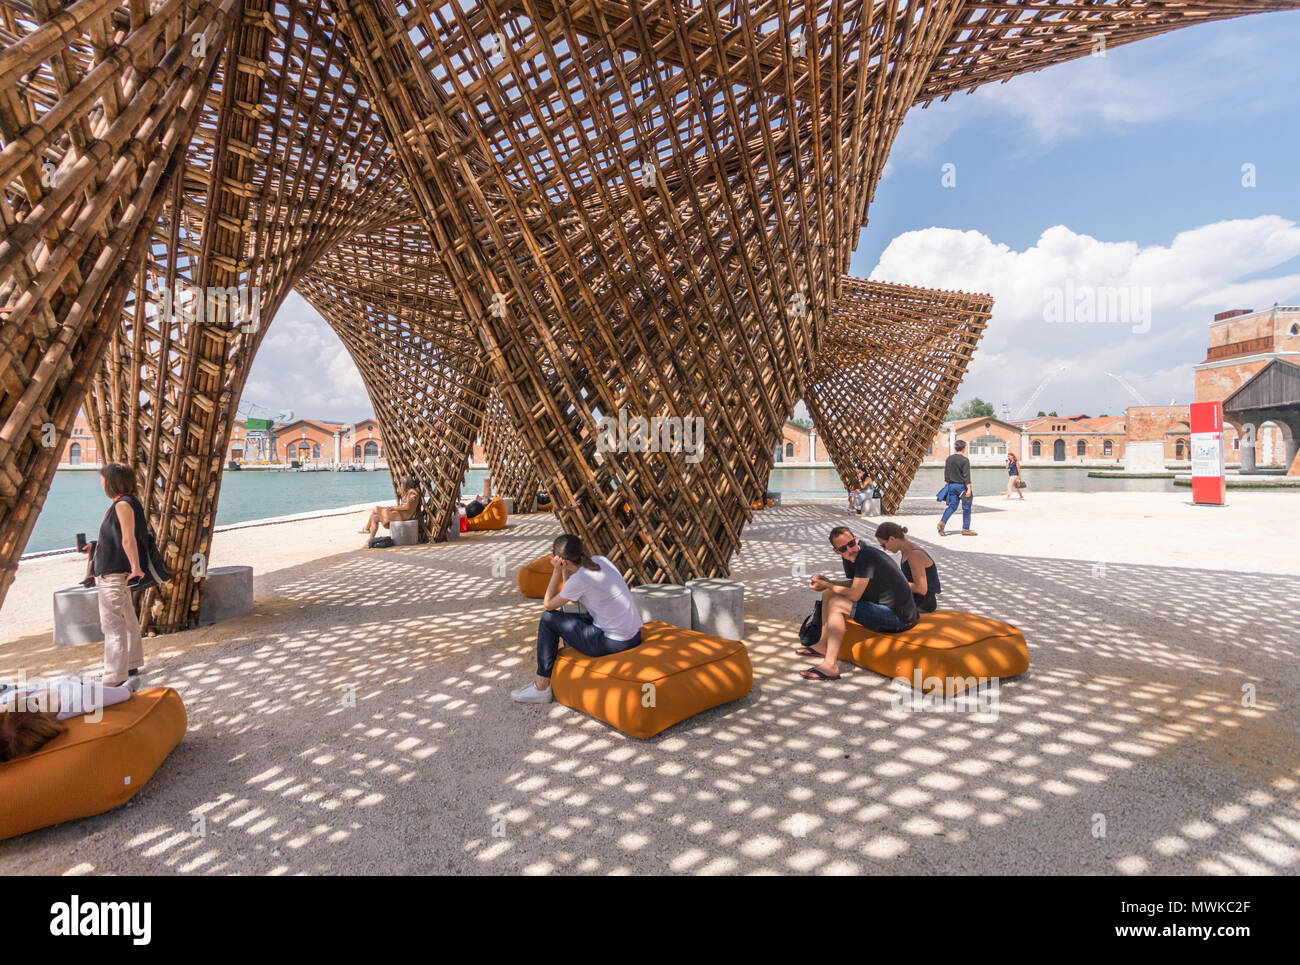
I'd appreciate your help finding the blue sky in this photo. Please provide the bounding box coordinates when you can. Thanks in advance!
[247,10,1300,424]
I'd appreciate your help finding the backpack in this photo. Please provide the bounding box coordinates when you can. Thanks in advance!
[114,495,171,591]
[368,536,394,549]
[798,600,823,649]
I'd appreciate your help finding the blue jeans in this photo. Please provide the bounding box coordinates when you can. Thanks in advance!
[536,609,640,678]
[937,483,972,529]
[851,599,911,633]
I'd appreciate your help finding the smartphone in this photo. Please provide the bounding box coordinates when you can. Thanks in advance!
[75,532,86,551]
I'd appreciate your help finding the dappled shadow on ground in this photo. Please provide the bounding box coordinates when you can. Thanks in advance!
[1,505,1295,875]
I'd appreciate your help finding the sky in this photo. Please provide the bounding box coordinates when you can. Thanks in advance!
[244,11,1300,425]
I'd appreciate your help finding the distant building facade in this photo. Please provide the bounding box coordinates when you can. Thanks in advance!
[58,413,101,467]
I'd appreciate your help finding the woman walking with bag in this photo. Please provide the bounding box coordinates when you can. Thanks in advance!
[90,463,148,689]
[1005,452,1025,500]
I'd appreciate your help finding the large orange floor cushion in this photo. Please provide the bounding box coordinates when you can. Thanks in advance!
[465,496,507,531]
[550,621,752,739]
[840,611,1028,693]
[0,687,187,840]
[518,554,562,598]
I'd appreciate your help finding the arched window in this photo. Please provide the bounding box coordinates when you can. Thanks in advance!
[1103,439,1113,456]
[1032,440,1041,457]
[1076,440,1086,456]
[1053,439,1065,461]
[312,443,321,459]
[1176,439,1185,459]
[773,444,783,463]
[287,443,297,460]
[354,443,361,458]
[1233,436,1240,451]
[69,442,82,465]
[785,442,794,458]
[970,433,1006,456]
[363,441,379,464]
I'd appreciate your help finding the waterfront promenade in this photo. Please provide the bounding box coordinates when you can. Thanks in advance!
[1,493,1296,875]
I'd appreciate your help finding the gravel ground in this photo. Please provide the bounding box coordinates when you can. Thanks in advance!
[1,493,1297,875]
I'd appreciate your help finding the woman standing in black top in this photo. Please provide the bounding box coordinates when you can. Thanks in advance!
[875,522,941,613]
[89,463,147,688]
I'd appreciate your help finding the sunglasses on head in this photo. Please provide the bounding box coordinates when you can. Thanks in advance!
[834,538,858,554]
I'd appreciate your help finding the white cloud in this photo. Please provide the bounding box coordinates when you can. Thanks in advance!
[893,16,1296,159]
[241,292,375,423]
[869,216,1300,415]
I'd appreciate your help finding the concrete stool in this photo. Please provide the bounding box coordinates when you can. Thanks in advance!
[685,577,745,640]
[389,518,419,546]
[502,497,515,515]
[630,583,692,629]
[53,586,103,646]
[198,565,253,625]
[866,497,882,516]
[769,492,782,507]
[445,515,461,540]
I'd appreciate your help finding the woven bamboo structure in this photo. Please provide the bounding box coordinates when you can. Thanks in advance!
[808,279,994,515]
[2,1,1296,626]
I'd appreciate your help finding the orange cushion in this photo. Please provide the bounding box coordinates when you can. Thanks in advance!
[518,554,562,598]
[465,496,507,531]
[550,621,752,739]
[0,687,187,840]
[840,610,1028,694]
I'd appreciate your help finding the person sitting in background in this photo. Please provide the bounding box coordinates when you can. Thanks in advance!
[511,534,643,704]
[875,522,941,613]
[361,474,420,546]
[463,495,485,519]
[848,467,876,515]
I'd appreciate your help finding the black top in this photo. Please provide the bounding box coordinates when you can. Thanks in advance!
[842,546,919,626]
[943,453,972,487]
[94,494,148,576]
[901,557,942,610]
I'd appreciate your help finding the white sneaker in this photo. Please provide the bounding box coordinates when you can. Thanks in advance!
[510,682,554,703]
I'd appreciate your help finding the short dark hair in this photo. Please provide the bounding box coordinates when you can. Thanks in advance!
[100,462,136,498]
[553,533,598,570]
[828,525,853,545]
[954,440,967,452]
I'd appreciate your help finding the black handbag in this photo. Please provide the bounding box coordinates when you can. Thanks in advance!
[798,600,823,648]
[368,535,395,549]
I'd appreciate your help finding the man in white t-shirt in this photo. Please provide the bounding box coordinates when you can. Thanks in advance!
[511,535,644,704]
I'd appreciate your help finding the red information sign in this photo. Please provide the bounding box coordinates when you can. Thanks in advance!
[1189,401,1225,505]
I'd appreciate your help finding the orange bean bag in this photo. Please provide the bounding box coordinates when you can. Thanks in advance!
[839,610,1028,694]
[465,496,507,531]
[750,499,765,510]
[518,553,562,598]
[0,686,187,840]
[550,620,752,739]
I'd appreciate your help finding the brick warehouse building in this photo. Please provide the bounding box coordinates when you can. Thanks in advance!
[1193,306,1300,474]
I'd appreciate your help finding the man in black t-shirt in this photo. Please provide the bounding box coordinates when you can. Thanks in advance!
[798,526,920,681]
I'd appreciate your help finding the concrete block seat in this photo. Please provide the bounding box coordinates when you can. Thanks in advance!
[198,565,253,625]
[840,610,1029,693]
[685,577,744,640]
[517,554,562,599]
[0,687,187,840]
[389,518,419,546]
[630,583,692,629]
[550,621,753,739]
[465,497,508,532]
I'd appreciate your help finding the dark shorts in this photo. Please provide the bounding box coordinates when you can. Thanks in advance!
[851,599,915,633]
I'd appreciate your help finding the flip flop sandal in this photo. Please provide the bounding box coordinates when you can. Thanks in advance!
[793,647,824,657]
[799,667,841,681]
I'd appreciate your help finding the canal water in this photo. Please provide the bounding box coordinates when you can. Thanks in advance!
[24,464,1173,555]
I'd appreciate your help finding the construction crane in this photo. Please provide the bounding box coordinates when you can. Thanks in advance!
[1104,372,1149,407]
[234,400,293,465]
[1015,365,1069,419]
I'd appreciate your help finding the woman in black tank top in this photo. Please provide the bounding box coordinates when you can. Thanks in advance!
[88,463,147,688]
[875,522,941,613]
